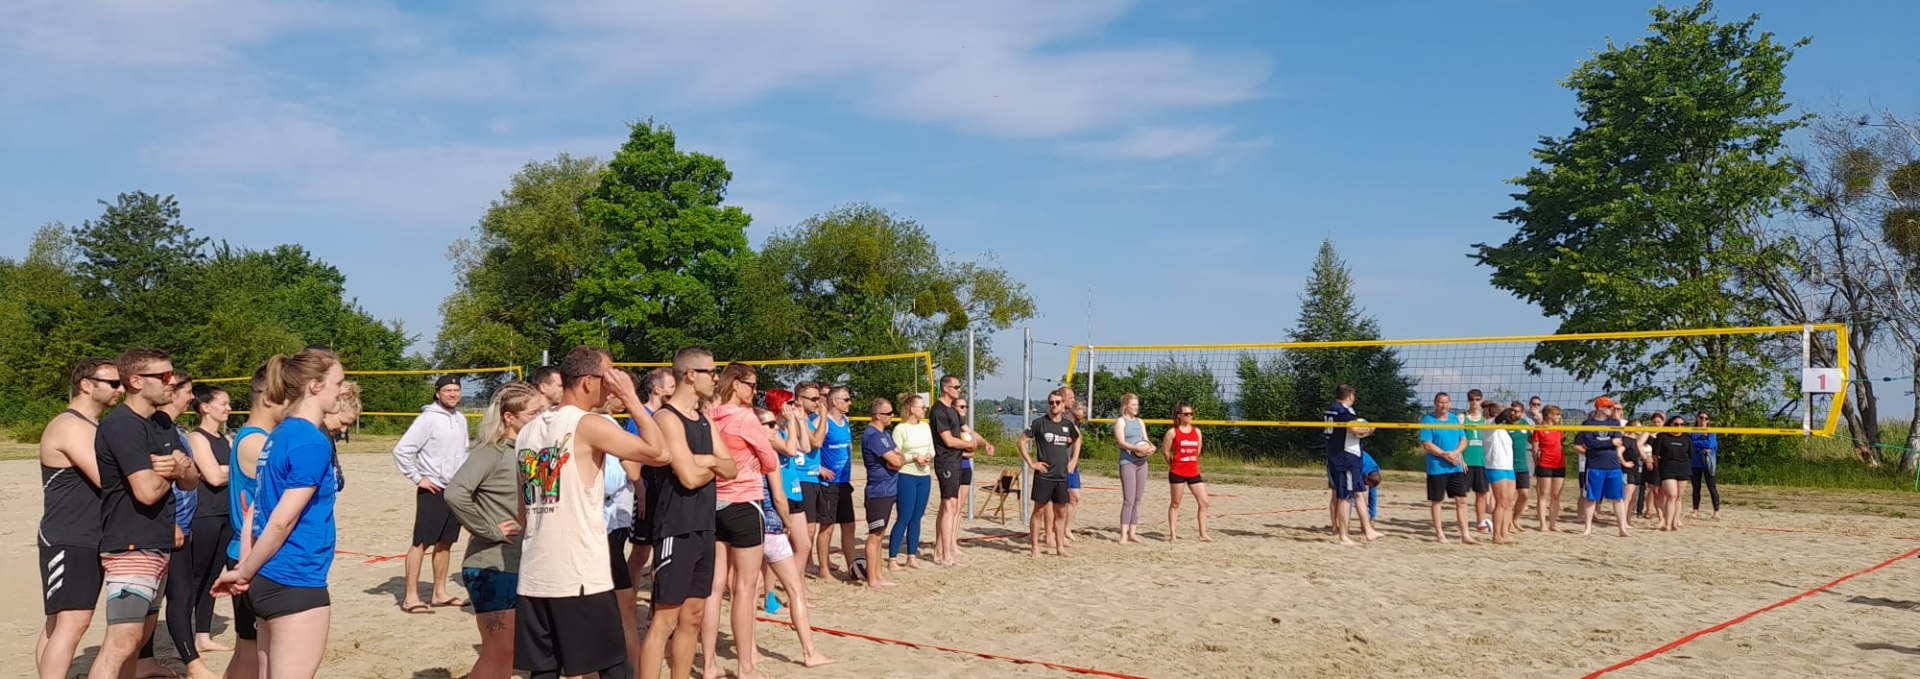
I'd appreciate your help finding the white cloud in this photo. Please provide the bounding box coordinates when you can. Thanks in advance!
[0,0,408,68]
[1075,125,1270,160]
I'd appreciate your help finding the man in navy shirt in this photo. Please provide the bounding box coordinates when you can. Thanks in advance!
[1575,397,1630,537]
[1324,384,1381,545]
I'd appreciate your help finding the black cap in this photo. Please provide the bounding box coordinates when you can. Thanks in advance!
[435,375,460,390]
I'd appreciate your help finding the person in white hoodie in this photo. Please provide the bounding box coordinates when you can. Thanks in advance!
[393,374,472,613]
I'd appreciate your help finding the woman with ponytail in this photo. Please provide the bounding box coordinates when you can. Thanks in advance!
[212,348,346,679]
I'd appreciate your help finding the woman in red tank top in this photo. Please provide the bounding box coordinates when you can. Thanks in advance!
[1530,405,1566,532]
[1159,402,1211,542]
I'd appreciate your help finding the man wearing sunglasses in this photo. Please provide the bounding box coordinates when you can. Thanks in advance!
[36,358,122,679]
[90,348,196,679]
[1017,387,1080,558]
[930,375,975,566]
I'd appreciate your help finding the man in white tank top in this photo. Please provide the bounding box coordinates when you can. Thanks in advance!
[513,346,669,679]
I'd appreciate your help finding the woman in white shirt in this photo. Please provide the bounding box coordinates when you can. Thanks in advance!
[1483,403,1518,545]
[888,393,935,570]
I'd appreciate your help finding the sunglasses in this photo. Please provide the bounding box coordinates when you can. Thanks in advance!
[761,420,779,428]
[1047,399,1062,405]
[1177,411,1195,416]
[872,410,894,416]
[739,381,757,389]
[83,376,124,390]
[136,371,177,386]
[687,367,721,376]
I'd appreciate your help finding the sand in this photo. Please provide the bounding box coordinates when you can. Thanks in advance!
[9,448,1920,678]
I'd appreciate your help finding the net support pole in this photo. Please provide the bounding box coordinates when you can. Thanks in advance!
[1086,348,1096,420]
[1802,324,1812,436]
[1022,327,1032,526]
[966,327,977,521]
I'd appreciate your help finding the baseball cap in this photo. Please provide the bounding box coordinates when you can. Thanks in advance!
[435,375,461,390]
[1594,396,1617,408]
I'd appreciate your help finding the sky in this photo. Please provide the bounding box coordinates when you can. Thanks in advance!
[2,0,1916,408]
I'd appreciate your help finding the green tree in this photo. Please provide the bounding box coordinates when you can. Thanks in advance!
[72,192,209,351]
[1471,1,1805,423]
[1281,240,1420,459]
[577,120,754,360]
[751,204,1035,399]
[0,225,94,434]
[436,154,607,370]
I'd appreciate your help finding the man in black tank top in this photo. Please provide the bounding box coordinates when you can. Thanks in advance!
[36,358,121,679]
[640,347,735,679]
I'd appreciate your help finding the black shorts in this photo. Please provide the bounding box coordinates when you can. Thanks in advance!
[1427,472,1469,502]
[1467,466,1491,494]
[715,503,765,549]
[651,531,716,606]
[804,483,830,522]
[607,528,633,590]
[1515,471,1532,490]
[1168,471,1205,485]
[936,463,964,499]
[818,483,856,525]
[40,544,104,615]
[631,495,653,546]
[1623,467,1642,485]
[1031,476,1071,505]
[1660,463,1692,482]
[958,465,974,487]
[1327,455,1366,501]
[229,558,257,640]
[249,574,330,620]
[515,590,625,677]
[787,497,809,519]
[864,496,895,535]
[413,489,462,546]
[1537,467,1566,479]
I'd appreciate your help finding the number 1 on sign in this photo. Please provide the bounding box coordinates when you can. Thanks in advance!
[1802,368,1842,394]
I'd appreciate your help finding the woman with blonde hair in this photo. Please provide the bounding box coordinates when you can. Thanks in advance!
[888,392,934,569]
[1111,394,1154,544]
[1530,405,1567,532]
[445,382,546,679]
[212,348,348,679]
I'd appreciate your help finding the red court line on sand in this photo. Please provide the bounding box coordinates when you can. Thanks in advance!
[1582,544,1920,678]
[335,549,407,563]
[757,617,1152,679]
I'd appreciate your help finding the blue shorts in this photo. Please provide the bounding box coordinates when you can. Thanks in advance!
[1582,468,1626,502]
[1327,455,1366,500]
[461,567,518,614]
[1067,469,1082,490]
[1487,469,1516,484]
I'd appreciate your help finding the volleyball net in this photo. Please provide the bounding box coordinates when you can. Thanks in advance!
[1063,324,1849,437]
[616,351,937,422]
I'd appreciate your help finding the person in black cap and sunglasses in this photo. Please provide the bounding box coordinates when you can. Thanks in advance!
[393,374,472,613]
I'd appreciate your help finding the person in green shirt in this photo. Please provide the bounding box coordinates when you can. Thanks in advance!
[445,382,547,679]
[1508,401,1533,533]
[1461,389,1490,533]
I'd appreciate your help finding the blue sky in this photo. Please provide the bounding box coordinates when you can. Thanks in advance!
[2,0,1915,404]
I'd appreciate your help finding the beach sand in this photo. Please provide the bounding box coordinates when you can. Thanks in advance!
[9,450,1920,678]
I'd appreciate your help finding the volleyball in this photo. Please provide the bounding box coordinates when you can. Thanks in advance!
[1352,418,1375,438]
[851,556,869,581]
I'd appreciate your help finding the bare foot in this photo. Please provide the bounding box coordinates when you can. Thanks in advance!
[802,652,839,668]
[703,663,730,679]
[1029,549,1042,558]
[1711,511,1720,519]
[869,579,898,589]
[194,635,231,653]
[1337,537,1358,546]
[1459,535,1479,545]
[885,559,901,572]
[1198,533,1213,542]
[905,558,922,570]
[1363,530,1384,542]
[185,662,220,679]
[1618,529,1632,538]
[1581,525,1594,536]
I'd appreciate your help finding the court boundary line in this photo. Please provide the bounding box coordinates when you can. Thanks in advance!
[756,616,1153,679]
[1582,544,1920,677]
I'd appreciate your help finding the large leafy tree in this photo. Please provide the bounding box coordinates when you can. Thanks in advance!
[1471,1,1805,422]
[751,203,1035,398]
[1277,240,1419,459]
[577,120,754,360]
[436,154,607,369]
[72,192,209,351]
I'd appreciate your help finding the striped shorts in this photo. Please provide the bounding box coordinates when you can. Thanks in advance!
[100,550,169,624]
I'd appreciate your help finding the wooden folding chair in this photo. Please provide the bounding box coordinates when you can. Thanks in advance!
[977,470,1020,523]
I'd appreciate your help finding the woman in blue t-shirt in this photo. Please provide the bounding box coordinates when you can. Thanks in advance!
[212,348,346,679]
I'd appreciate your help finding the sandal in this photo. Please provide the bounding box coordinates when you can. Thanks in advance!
[431,597,468,608]
[402,602,434,614]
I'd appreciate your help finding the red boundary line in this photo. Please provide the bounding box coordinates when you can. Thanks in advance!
[1582,544,1920,678]
[335,549,407,563]
[757,616,1152,679]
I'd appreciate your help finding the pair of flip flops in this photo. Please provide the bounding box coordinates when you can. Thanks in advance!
[402,597,467,614]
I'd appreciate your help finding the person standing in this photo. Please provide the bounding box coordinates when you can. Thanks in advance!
[858,397,903,589]
[1325,384,1381,545]
[1576,397,1631,537]
[531,366,563,406]
[183,384,236,660]
[446,383,545,679]
[1111,394,1154,545]
[37,358,121,679]
[1161,401,1211,543]
[813,386,858,580]
[1419,393,1474,544]
[208,348,344,679]
[1058,387,1085,541]
[641,347,736,679]
[792,382,828,577]
[90,349,196,679]
[1483,405,1519,545]
[392,375,471,613]
[1508,401,1533,533]
[699,362,780,679]
[1531,406,1567,532]
[629,367,677,593]
[888,394,934,569]
[1018,389,1080,557]
[1653,418,1694,531]
[930,375,976,566]
[1460,389,1492,534]
[1690,412,1722,519]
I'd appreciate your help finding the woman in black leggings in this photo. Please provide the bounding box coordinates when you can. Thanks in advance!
[1690,412,1721,518]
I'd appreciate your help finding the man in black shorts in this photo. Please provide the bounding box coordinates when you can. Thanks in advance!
[930,375,975,566]
[392,374,470,613]
[1418,392,1475,545]
[860,398,902,589]
[1018,388,1080,558]
[92,348,196,679]
[37,358,121,679]
[643,347,735,679]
